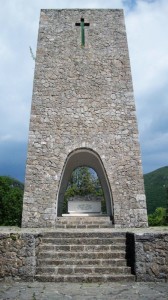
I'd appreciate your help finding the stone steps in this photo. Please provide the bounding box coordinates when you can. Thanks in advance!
[36,266,131,275]
[54,216,113,229]
[55,216,111,223]
[38,244,126,251]
[35,222,134,282]
[40,237,126,245]
[41,232,125,238]
[35,274,135,283]
[54,223,113,228]
[38,251,126,260]
[37,258,127,266]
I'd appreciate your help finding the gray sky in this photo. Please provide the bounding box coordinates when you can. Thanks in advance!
[0,0,168,182]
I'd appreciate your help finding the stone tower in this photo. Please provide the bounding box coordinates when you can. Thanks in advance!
[22,9,148,228]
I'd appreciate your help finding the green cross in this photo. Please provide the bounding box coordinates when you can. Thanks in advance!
[75,18,90,47]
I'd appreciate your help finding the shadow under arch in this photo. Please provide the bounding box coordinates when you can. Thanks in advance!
[56,148,113,218]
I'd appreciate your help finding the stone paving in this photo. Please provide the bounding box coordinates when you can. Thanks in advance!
[0,281,168,300]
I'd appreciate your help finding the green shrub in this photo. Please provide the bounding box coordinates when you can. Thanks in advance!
[148,207,168,226]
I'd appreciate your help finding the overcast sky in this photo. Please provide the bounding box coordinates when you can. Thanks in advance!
[0,0,168,182]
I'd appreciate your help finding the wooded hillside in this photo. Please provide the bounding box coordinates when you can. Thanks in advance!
[144,166,168,214]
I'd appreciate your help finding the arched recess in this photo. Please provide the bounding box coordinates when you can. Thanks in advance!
[56,148,113,218]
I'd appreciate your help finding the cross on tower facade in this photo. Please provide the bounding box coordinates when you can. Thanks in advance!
[75,18,90,46]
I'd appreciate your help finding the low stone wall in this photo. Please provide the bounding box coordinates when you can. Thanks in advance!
[0,232,40,281]
[134,233,168,282]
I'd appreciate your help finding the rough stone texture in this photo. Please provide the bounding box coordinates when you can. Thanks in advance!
[0,233,40,281]
[22,9,147,228]
[0,228,168,282]
[134,233,168,282]
[1,282,168,300]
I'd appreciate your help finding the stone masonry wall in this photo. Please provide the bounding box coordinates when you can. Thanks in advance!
[134,233,168,282]
[0,233,40,281]
[22,9,148,228]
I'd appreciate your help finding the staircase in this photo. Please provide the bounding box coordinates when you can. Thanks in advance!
[35,217,135,282]
[55,216,113,228]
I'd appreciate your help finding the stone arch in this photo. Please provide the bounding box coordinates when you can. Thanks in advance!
[56,148,113,218]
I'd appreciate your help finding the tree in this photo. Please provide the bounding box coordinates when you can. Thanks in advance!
[163,186,168,224]
[63,167,106,214]
[148,207,167,226]
[0,176,23,226]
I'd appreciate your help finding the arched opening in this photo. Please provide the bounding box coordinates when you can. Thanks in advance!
[62,166,107,215]
[56,148,113,218]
